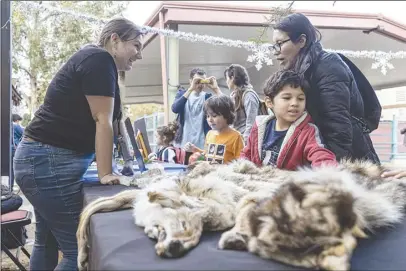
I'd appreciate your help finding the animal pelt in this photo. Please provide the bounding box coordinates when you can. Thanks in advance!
[77,159,406,271]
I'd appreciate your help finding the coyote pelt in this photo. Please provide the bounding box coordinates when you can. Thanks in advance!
[77,159,406,271]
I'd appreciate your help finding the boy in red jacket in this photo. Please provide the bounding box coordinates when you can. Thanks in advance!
[241,70,337,170]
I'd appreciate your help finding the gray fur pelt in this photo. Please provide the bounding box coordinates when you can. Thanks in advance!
[77,159,406,271]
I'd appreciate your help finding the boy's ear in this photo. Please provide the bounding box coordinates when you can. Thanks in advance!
[265,97,273,109]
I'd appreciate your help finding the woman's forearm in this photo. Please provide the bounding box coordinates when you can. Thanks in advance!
[95,121,114,179]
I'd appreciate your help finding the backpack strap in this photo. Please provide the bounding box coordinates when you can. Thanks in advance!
[160,146,184,164]
[242,88,260,104]
[241,88,269,116]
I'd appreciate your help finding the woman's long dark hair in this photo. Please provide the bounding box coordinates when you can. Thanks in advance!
[274,13,323,73]
[224,64,250,111]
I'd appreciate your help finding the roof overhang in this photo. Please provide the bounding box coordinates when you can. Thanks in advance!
[123,1,406,105]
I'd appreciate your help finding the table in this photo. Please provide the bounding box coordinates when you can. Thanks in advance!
[82,185,406,270]
[82,162,187,184]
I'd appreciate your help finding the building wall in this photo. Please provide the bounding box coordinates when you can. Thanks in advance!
[376,86,406,120]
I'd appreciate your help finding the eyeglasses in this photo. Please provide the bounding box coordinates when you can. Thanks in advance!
[269,38,291,52]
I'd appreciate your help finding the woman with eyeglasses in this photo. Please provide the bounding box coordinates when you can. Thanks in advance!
[270,13,380,164]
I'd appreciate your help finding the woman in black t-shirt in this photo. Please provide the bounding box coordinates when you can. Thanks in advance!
[13,18,143,270]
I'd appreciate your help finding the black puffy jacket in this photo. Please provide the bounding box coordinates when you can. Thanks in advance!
[303,49,380,163]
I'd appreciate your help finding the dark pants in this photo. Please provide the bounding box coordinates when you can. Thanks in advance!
[1,194,23,214]
[13,137,94,270]
[10,148,15,190]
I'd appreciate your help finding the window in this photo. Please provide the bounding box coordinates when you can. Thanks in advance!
[396,89,406,102]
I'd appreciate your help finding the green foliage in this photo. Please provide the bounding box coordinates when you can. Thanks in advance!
[11,1,129,114]
[126,103,164,121]
[250,1,338,45]
[250,1,295,45]
[21,113,32,128]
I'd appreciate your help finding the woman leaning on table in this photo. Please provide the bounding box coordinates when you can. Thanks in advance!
[13,18,143,270]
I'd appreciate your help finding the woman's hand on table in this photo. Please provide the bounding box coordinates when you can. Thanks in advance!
[381,169,406,179]
[100,174,126,185]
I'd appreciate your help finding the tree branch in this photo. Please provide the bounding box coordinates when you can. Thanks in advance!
[253,1,295,44]
[19,66,34,79]
[12,48,28,59]
[40,11,65,24]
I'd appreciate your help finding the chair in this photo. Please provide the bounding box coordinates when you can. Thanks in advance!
[1,210,32,271]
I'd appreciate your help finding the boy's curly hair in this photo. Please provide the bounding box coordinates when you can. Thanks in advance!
[204,95,236,125]
[263,70,305,101]
[156,121,179,145]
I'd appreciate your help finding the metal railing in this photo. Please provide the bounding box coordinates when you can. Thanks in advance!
[370,115,405,163]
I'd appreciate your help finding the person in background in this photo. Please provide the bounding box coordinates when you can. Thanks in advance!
[13,18,143,270]
[224,64,260,144]
[185,95,244,164]
[272,13,380,163]
[12,114,24,147]
[149,121,180,164]
[172,68,222,150]
[10,114,24,190]
[241,70,337,170]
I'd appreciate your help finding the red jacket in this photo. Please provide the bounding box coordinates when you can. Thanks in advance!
[241,112,337,170]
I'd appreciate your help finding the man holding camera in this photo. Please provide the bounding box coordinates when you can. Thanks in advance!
[172,68,222,150]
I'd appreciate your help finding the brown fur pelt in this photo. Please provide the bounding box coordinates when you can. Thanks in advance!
[77,159,406,271]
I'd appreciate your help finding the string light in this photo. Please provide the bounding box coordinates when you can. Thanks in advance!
[15,1,406,75]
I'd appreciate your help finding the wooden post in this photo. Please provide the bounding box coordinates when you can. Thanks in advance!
[158,11,169,125]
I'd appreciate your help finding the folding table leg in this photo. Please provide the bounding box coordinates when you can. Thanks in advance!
[20,246,31,258]
[6,228,31,258]
[1,242,27,271]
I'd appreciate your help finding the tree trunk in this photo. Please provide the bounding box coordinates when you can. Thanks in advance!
[29,75,38,116]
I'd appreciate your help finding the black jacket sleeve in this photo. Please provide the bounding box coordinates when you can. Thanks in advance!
[312,54,353,160]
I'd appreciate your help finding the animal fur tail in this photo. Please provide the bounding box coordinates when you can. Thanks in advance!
[77,189,138,271]
[339,158,386,179]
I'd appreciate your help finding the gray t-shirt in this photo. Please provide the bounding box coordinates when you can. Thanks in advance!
[180,91,207,150]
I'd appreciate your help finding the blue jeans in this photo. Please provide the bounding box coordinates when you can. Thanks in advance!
[13,137,94,271]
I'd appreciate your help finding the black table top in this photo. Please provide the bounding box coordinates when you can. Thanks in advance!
[83,185,406,270]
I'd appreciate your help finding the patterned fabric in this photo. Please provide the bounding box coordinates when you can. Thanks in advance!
[261,119,287,167]
[204,128,244,164]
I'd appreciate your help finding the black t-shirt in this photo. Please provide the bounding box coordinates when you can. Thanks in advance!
[24,45,121,153]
